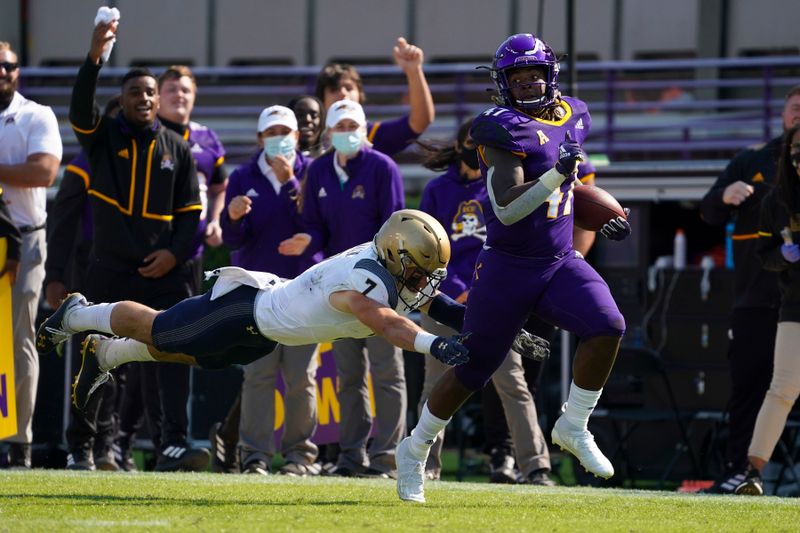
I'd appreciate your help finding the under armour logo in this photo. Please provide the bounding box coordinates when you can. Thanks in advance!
[246,325,258,335]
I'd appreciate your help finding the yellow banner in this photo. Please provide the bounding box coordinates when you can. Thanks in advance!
[0,237,17,439]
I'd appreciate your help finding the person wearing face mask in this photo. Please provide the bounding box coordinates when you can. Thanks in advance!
[315,37,434,157]
[735,125,800,496]
[284,99,406,478]
[219,105,320,476]
[414,120,555,485]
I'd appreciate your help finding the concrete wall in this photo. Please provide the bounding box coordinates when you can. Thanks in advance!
[17,0,800,66]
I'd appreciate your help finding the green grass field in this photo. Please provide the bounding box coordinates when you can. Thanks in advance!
[1,471,797,532]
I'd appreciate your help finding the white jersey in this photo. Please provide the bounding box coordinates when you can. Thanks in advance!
[252,243,423,345]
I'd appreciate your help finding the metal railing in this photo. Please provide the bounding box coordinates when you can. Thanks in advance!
[20,56,800,165]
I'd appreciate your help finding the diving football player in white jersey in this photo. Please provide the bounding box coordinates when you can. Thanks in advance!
[38,209,549,412]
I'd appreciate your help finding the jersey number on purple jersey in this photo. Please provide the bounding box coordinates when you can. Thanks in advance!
[544,180,576,219]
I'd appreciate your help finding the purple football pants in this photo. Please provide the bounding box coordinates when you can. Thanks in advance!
[456,248,625,391]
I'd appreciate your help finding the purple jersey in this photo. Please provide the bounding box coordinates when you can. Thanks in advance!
[220,151,312,278]
[470,96,592,258]
[302,146,405,257]
[367,115,419,156]
[181,121,227,258]
[419,165,488,299]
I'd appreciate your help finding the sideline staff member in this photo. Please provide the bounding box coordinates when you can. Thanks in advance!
[57,20,205,471]
[0,41,62,468]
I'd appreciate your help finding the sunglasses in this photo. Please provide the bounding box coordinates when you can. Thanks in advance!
[0,62,19,72]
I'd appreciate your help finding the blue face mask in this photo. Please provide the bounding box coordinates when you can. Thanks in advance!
[331,131,364,156]
[263,134,297,160]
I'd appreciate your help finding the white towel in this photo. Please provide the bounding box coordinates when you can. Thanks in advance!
[204,267,284,301]
[94,7,121,64]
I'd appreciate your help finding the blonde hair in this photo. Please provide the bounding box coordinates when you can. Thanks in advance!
[0,42,13,53]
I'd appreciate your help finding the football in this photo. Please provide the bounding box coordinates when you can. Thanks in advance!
[573,184,626,231]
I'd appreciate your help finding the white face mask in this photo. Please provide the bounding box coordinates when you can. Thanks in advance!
[331,130,364,156]
[263,134,297,160]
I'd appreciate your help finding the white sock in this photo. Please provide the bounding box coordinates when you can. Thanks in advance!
[99,337,156,371]
[66,302,116,335]
[409,402,450,460]
[563,381,602,430]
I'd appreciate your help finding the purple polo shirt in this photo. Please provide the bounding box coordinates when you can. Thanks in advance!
[419,164,489,299]
[302,146,405,257]
[220,150,312,278]
[161,117,228,259]
[367,114,419,156]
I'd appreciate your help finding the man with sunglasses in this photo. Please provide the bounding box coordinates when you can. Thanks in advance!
[0,41,62,469]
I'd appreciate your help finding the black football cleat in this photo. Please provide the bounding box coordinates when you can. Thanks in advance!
[154,442,210,472]
[734,466,764,496]
[72,334,112,412]
[36,292,88,355]
[209,422,239,474]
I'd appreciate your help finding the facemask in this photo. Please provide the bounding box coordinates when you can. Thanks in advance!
[331,131,364,156]
[263,134,297,160]
[460,147,480,170]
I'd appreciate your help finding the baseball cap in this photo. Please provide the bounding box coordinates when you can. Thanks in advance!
[257,105,298,132]
[325,100,367,129]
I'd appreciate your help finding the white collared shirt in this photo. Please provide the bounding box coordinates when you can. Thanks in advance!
[0,92,62,227]
[257,152,295,195]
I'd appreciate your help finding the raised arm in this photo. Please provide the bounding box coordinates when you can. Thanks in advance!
[393,37,434,134]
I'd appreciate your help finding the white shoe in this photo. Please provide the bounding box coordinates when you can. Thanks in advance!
[551,415,614,479]
[396,437,426,503]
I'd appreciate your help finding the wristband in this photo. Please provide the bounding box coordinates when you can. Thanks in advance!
[413,331,437,355]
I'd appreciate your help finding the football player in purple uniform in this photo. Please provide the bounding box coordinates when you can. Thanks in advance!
[397,33,631,503]
[316,37,434,156]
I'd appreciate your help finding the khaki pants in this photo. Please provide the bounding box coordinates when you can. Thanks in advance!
[333,337,406,473]
[238,344,319,465]
[418,314,550,477]
[4,230,46,444]
[748,321,800,462]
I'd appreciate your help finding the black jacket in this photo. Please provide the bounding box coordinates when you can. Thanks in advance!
[757,188,800,322]
[700,138,781,309]
[69,57,201,272]
[0,187,21,263]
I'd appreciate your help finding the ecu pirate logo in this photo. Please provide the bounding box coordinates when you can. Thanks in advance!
[451,200,487,242]
[160,154,175,171]
[352,184,366,200]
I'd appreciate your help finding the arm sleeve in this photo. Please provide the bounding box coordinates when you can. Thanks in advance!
[368,115,419,156]
[700,153,748,226]
[219,170,250,250]
[44,168,89,283]
[27,106,63,160]
[209,131,228,185]
[757,193,788,272]
[0,191,21,263]
[300,166,328,256]
[69,57,104,152]
[169,146,202,262]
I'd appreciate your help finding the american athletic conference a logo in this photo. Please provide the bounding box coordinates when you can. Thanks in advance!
[451,200,487,242]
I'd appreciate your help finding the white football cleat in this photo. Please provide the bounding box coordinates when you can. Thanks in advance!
[396,437,426,503]
[551,414,614,479]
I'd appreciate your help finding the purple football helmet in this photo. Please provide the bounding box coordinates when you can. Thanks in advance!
[490,33,560,110]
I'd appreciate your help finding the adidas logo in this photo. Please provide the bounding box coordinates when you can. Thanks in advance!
[161,445,187,459]
[318,187,327,198]
[246,188,259,198]
[117,148,129,159]
[575,118,584,130]
[191,143,203,153]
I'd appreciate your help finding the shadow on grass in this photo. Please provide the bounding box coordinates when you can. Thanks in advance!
[0,493,365,507]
